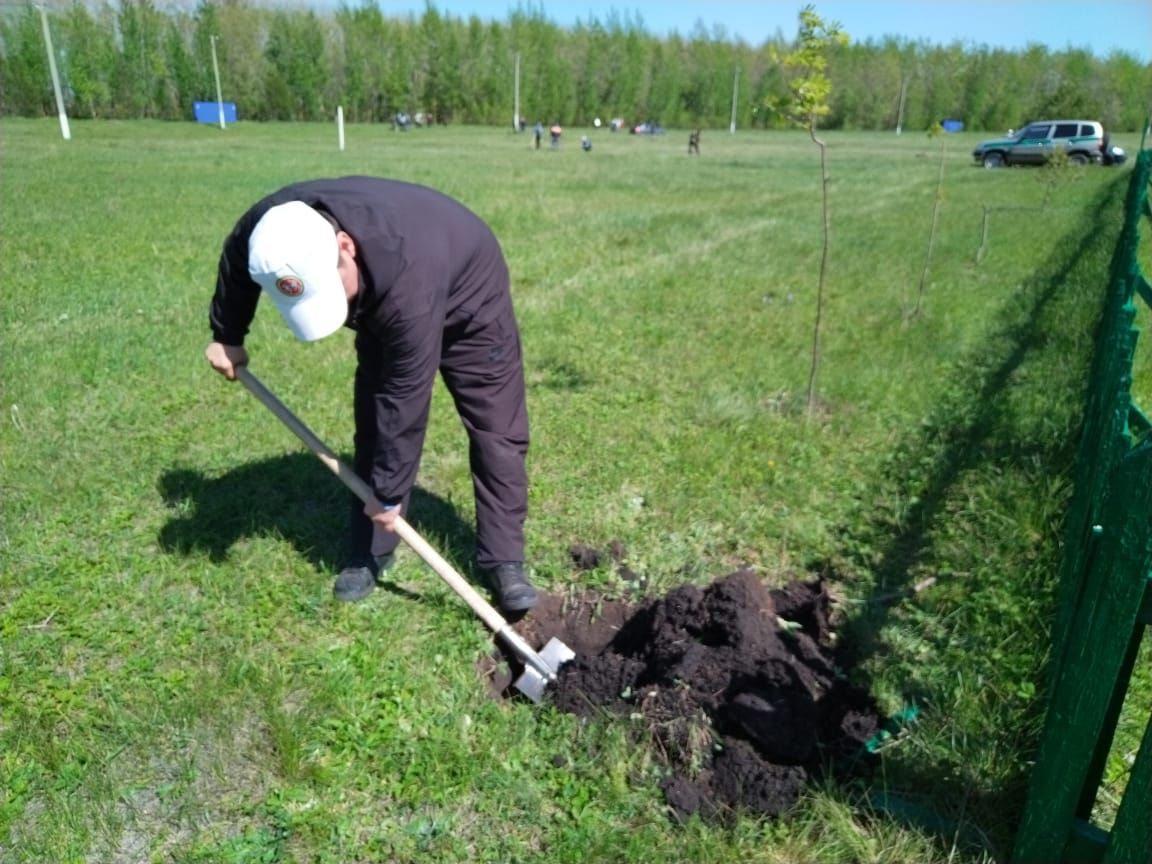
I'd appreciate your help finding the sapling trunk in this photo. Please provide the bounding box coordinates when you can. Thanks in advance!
[911,130,947,319]
[805,121,832,416]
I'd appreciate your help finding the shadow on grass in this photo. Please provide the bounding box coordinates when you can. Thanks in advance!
[828,177,1128,856]
[157,453,478,594]
[843,179,1122,639]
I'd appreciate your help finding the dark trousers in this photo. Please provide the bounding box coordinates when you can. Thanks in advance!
[347,301,530,568]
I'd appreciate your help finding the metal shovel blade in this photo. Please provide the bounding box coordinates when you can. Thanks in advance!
[513,637,576,703]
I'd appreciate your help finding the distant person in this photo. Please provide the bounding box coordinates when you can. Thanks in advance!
[581,135,592,152]
[688,129,700,155]
[204,177,538,613]
[550,124,562,149]
[533,121,543,150]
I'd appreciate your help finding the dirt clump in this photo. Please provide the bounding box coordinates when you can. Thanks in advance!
[502,547,882,823]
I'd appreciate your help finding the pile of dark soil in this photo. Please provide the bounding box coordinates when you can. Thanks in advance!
[494,544,883,823]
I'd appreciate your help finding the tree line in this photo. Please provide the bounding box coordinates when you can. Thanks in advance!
[1,0,1148,132]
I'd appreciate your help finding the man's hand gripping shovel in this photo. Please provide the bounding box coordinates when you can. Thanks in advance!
[234,366,574,703]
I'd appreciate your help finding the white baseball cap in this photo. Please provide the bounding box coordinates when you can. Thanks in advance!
[247,201,348,341]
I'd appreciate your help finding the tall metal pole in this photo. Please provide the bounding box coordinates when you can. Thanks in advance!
[37,4,70,141]
[210,35,225,129]
[729,67,739,134]
[513,52,520,132]
[895,75,910,135]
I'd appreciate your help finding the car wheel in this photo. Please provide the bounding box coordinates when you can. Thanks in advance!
[982,152,1005,168]
[1069,152,1090,166]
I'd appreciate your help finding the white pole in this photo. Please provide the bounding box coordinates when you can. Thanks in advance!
[895,75,910,135]
[337,105,345,151]
[513,52,520,132]
[729,67,739,134]
[210,35,225,129]
[38,4,70,141]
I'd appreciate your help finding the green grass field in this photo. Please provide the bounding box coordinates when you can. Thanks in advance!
[1,118,1148,862]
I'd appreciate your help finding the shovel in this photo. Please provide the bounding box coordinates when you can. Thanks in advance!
[234,366,574,703]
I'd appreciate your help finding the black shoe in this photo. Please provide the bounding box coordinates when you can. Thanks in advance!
[333,553,395,602]
[482,562,538,613]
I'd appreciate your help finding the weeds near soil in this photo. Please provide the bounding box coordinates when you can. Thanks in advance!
[637,685,721,778]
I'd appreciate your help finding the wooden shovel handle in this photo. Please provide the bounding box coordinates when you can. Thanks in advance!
[235,366,508,634]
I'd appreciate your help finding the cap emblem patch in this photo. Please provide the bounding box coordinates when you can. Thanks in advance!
[276,276,304,297]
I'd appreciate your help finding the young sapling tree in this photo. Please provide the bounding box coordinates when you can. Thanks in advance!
[779,5,848,416]
[910,121,947,320]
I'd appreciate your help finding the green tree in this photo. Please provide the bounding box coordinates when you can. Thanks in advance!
[113,0,169,118]
[263,9,328,120]
[460,15,504,124]
[619,22,652,122]
[1099,52,1150,131]
[190,0,223,112]
[333,3,374,122]
[919,42,967,128]
[1038,49,1097,120]
[416,5,465,123]
[568,19,604,124]
[333,1,408,123]
[648,37,682,125]
[59,1,116,119]
[960,48,998,132]
[205,0,267,122]
[383,16,419,119]
[160,12,198,120]
[510,7,571,124]
[747,44,791,129]
[779,4,848,416]
[0,6,52,116]
[679,23,715,123]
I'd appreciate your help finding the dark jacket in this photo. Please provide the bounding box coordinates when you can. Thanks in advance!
[210,176,514,503]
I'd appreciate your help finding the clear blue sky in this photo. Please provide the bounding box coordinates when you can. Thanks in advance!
[378,0,1151,61]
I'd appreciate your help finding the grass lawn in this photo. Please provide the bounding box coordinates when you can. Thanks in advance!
[0,117,1147,862]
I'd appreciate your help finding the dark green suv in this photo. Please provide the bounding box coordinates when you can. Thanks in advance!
[972,120,1106,168]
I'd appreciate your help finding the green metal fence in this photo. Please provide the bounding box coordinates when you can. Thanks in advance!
[1012,143,1152,864]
